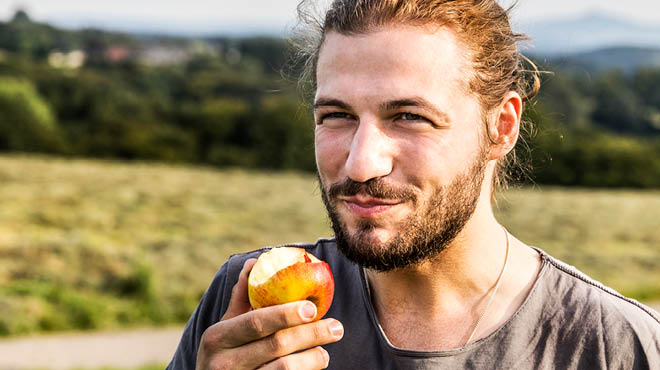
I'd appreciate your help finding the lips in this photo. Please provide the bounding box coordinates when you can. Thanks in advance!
[340,195,403,218]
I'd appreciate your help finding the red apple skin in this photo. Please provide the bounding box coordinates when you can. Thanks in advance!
[248,259,334,321]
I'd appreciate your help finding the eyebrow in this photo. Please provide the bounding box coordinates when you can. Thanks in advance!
[313,98,353,111]
[314,96,450,123]
[382,97,450,123]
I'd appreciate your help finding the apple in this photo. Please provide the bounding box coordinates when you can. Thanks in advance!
[248,247,335,321]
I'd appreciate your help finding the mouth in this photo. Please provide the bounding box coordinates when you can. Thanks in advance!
[338,194,404,218]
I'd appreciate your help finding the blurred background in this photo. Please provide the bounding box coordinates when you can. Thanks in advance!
[0,0,658,368]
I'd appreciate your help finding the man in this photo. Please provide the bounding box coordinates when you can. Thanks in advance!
[168,0,660,369]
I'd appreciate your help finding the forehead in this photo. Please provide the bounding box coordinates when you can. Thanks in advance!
[315,25,474,103]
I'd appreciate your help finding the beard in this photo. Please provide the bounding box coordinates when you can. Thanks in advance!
[319,147,488,272]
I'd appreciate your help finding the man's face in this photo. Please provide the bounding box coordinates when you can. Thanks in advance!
[314,25,490,271]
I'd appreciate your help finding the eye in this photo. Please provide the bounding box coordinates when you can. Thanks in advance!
[395,112,433,125]
[400,113,425,121]
[317,112,354,125]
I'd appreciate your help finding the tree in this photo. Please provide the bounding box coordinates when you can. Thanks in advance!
[591,71,651,133]
[537,74,594,129]
[250,96,316,171]
[0,77,65,152]
[11,9,31,24]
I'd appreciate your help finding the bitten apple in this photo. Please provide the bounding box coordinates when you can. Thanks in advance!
[248,247,334,321]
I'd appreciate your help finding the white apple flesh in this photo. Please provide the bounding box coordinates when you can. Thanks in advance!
[248,247,335,321]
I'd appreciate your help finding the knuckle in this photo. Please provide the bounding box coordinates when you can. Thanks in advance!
[315,321,330,340]
[200,327,221,351]
[270,357,294,370]
[278,305,297,327]
[246,313,265,336]
[268,330,290,355]
[315,347,329,368]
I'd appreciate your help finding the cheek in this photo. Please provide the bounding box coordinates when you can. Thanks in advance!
[396,134,472,187]
[398,136,449,175]
[315,129,349,179]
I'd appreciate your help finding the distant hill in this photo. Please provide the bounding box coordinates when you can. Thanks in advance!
[523,13,660,56]
[521,13,660,73]
[539,46,660,74]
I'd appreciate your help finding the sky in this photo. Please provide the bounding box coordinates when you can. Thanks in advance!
[0,0,659,35]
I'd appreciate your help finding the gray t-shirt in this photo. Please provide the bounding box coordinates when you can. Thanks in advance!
[168,238,660,369]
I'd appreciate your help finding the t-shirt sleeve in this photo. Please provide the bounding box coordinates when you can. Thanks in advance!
[166,262,232,370]
[166,251,264,370]
[605,300,660,369]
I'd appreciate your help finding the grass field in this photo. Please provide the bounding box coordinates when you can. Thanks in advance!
[0,155,658,336]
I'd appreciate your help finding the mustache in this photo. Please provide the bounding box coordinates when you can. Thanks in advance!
[327,177,417,203]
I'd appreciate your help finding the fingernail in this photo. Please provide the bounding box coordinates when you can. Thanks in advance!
[299,301,317,321]
[329,320,344,339]
[320,347,330,367]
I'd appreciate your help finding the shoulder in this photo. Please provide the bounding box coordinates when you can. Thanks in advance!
[515,248,660,368]
[533,248,660,364]
[538,249,660,326]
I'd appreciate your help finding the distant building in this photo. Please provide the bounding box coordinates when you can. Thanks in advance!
[48,50,86,69]
[138,45,190,66]
[137,41,217,66]
[105,46,132,63]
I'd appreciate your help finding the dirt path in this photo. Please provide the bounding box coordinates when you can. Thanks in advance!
[0,326,183,370]
[1,302,659,370]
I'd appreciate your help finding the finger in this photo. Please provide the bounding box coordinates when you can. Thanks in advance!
[260,346,330,370]
[217,300,319,348]
[237,318,343,368]
[222,258,257,320]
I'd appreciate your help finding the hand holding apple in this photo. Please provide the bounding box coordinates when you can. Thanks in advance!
[195,257,343,370]
[248,247,335,321]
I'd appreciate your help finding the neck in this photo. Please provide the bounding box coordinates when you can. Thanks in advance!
[365,198,506,316]
[363,169,541,350]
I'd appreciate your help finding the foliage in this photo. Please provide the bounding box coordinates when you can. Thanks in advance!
[0,156,659,336]
[251,96,316,171]
[0,77,64,152]
[520,109,660,188]
[1,13,660,188]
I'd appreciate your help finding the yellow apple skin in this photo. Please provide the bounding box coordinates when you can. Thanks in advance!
[248,249,335,321]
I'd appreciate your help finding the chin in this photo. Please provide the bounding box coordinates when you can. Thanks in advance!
[338,213,395,244]
[318,165,488,272]
[354,227,393,247]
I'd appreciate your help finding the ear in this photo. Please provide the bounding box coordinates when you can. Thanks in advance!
[488,91,522,161]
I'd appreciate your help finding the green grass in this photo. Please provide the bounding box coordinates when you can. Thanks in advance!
[496,188,660,300]
[0,155,330,336]
[0,154,658,336]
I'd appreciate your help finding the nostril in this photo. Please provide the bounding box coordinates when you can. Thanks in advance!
[345,155,393,184]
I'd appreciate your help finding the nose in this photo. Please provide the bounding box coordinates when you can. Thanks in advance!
[345,120,393,183]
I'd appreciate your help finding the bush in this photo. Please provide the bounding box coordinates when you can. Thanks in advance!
[0,77,65,152]
[528,126,660,188]
[251,96,316,171]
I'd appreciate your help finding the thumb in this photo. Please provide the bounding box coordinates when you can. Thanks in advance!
[221,258,257,321]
